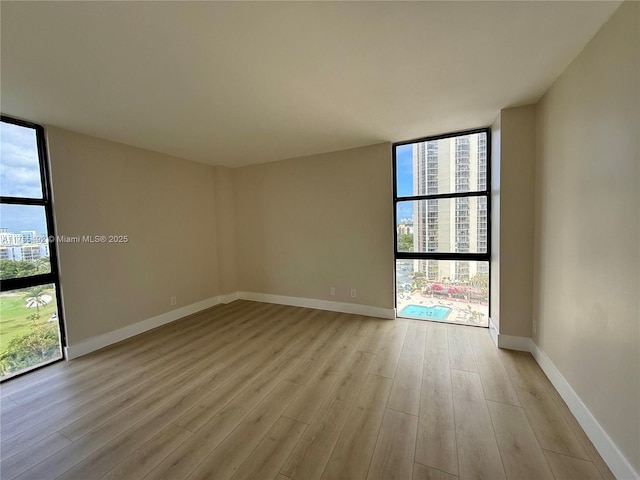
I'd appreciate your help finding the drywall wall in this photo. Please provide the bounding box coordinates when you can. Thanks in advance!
[533,1,640,472]
[213,166,238,294]
[233,143,395,309]
[47,127,221,345]
[499,105,536,337]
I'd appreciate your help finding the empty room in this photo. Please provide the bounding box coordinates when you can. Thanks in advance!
[0,1,638,480]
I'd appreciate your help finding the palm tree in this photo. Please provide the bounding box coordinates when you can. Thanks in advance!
[25,286,48,317]
[34,258,50,274]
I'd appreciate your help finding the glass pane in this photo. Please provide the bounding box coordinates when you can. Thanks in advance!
[0,121,43,198]
[0,284,63,380]
[0,204,51,279]
[395,131,487,197]
[396,197,488,254]
[396,259,489,326]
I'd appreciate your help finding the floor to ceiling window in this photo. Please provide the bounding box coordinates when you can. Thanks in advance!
[393,128,490,327]
[0,116,65,380]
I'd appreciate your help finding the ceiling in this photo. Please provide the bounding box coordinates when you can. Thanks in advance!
[1,1,620,167]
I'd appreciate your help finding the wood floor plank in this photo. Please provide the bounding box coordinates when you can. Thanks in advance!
[447,326,477,373]
[543,449,603,480]
[0,349,217,459]
[426,322,448,350]
[487,400,554,480]
[369,320,408,378]
[58,356,225,441]
[283,346,351,424]
[281,351,375,480]
[183,381,303,480]
[467,328,519,406]
[173,340,300,432]
[229,416,307,480]
[412,463,459,480]
[56,388,206,480]
[499,351,589,460]
[0,433,71,480]
[321,374,393,480]
[101,424,192,480]
[283,358,323,386]
[451,369,506,480]
[359,319,395,354]
[15,362,223,480]
[285,311,338,359]
[305,316,357,362]
[415,347,457,476]
[366,408,418,480]
[298,314,346,362]
[143,357,300,480]
[387,324,426,416]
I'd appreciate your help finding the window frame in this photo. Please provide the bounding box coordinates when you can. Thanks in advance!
[393,127,491,320]
[393,127,491,262]
[1,114,66,379]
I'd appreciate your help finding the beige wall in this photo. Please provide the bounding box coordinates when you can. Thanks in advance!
[533,1,639,471]
[499,105,536,337]
[47,127,222,344]
[213,166,238,295]
[233,143,395,309]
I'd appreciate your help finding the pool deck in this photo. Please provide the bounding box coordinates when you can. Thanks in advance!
[397,290,489,327]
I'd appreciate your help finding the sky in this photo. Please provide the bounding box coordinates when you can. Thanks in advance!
[0,122,49,235]
[396,144,414,222]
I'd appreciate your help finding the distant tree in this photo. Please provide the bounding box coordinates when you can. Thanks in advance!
[412,271,426,291]
[0,260,37,279]
[34,258,50,274]
[25,286,48,317]
[397,234,414,252]
[470,272,489,288]
[0,323,60,377]
[470,272,489,299]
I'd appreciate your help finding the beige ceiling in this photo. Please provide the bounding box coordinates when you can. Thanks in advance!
[1,1,620,167]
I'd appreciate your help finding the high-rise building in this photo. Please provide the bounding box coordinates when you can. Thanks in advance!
[412,133,488,282]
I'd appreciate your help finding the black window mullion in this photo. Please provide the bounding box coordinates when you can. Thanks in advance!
[0,273,58,292]
[0,197,48,206]
[395,190,489,203]
[395,252,490,262]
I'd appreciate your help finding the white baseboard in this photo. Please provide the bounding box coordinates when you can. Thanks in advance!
[237,292,396,319]
[486,318,531,352]
[497,333,533,352]
[64,292,238,359]
[531,343,639,480]
[488,317,499,346]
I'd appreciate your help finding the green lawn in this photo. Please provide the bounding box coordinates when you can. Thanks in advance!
[0,289,59,351]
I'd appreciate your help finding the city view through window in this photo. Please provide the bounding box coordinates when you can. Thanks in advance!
[0,118,64,380]
[395,130,490,327]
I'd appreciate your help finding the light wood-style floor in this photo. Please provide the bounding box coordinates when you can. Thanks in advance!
[0,300,615,480]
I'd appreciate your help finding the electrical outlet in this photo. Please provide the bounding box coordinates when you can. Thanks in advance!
[170,296,177,306]
[329,287,336,296]
[350,289,357,298]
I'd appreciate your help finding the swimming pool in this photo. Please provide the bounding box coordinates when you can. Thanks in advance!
[400,304,451,321]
